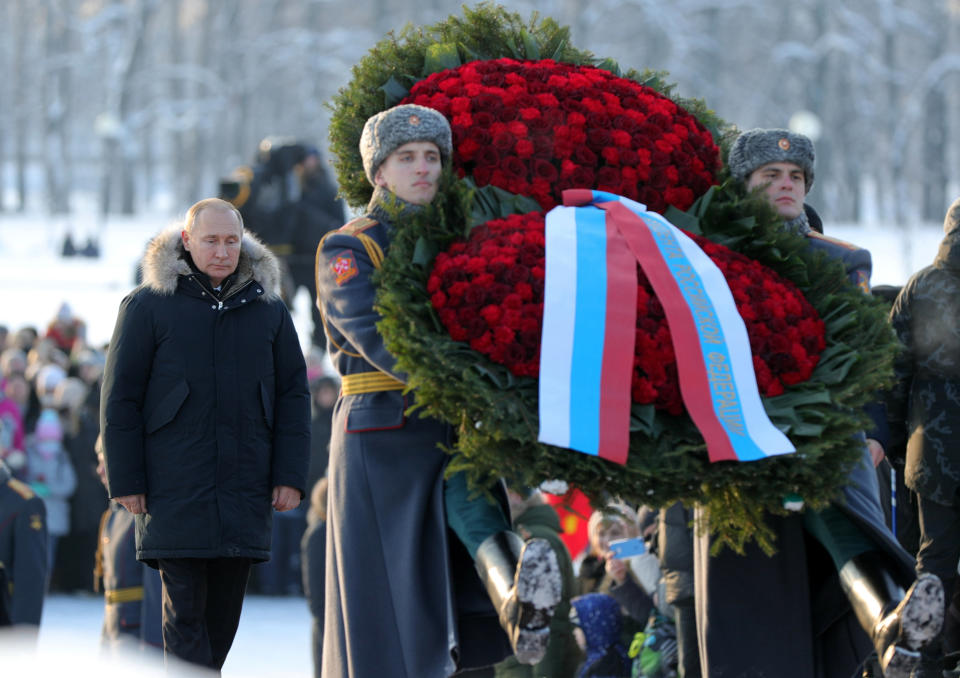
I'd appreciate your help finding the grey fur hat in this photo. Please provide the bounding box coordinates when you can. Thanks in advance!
[728,128,815,191]
[359,104,452,186]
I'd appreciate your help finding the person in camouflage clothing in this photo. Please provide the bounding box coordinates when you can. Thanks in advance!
[888,195,960,672]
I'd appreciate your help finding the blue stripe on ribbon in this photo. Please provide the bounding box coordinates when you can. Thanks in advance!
[568,207,608,455]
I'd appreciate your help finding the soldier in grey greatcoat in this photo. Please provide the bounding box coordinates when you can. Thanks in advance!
[694,129,943,678]
[315,104,562,678]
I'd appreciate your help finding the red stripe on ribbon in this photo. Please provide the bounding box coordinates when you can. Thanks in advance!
[596,217,637,465]
[563,189,596,207]
[599,201,738,462]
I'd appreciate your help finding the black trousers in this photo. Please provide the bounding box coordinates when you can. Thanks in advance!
[157,557,251,671]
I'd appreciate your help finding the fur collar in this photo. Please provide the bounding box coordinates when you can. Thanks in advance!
[141,225,281,301]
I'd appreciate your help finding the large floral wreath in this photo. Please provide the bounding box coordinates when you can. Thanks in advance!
[328,4,898,553]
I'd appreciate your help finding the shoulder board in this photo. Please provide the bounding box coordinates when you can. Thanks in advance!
[6,478,35,500]
[338,216,378,236]
[805,231,862,252]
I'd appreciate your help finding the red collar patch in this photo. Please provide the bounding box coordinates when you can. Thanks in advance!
[331,251,359,286]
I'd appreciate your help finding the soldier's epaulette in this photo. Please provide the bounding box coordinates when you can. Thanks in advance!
[805,230,862,252]
[338,216,378,236]
[6,477,35,500]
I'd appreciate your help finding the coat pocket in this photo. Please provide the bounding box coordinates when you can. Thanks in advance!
[259,380,275,431]
[144,380,189,434]
[344,392,406,433]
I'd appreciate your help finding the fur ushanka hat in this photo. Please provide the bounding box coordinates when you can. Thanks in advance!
[728,128,815,191]
[359,104,452,186]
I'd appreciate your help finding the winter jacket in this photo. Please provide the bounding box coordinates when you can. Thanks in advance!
[888,220,960,506]
[101,226,310,565]
[571,593,631,678]
[315,187,511,678]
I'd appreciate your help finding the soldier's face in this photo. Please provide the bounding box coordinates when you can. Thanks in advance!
[181,207,243,287]
[375,142,442,206]
[746,161,807,220]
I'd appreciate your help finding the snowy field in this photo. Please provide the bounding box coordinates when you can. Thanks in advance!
[2,593,313,677]
[0,208,948,348]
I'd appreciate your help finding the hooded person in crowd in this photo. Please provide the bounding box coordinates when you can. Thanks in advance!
[101,197,310,671]
[315,104,563,678]
[693,128,943,678]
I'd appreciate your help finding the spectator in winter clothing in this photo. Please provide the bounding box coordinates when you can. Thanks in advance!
[888,195,960,671]
[694,128,942,678]
[657,502,700,678]
[43,302,86,354]
[579,503,658,634]
[570,593,631,678]
[25,407,76,572]
[52,376,107,592]
[101,197,310,671]
[302,476,328,678]
[0,458,47,627]
[316,104,562,677]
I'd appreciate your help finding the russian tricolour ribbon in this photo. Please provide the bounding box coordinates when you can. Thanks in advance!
[538,189,795,465]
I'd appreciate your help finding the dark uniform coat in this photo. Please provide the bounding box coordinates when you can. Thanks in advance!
[0,459,47,625]
[694,231,915,678]
[101,226,310,566]
[887,221,960,506]
[96,503,162,648]
[315,188,511,678]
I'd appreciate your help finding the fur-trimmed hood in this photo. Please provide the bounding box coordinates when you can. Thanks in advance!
[140,225,282,300]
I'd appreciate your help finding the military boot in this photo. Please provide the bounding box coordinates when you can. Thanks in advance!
[475,531,563,665]
[839,554,944,678]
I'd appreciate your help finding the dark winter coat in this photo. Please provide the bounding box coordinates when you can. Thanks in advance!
[100,226,310,565]
[887,218,960,506]
[658,502,694,608]
[0,459,47,625]
[315,187,511,678]
[694,233,914,678]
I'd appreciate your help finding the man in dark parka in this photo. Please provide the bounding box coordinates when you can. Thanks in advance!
[693,130,942,678]
[101,198,310,671]
[888,195,960,671]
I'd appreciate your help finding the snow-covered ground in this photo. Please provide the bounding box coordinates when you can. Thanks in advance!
[2,593,313,677]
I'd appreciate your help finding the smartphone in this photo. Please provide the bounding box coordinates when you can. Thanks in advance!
[608,537,645,559]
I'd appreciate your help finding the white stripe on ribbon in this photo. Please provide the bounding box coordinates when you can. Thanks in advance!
[538,206,579,449]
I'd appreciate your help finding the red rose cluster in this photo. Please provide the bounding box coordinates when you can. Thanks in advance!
[428,213,826,413]
[401,58,720,212]
[429,212,546,377]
